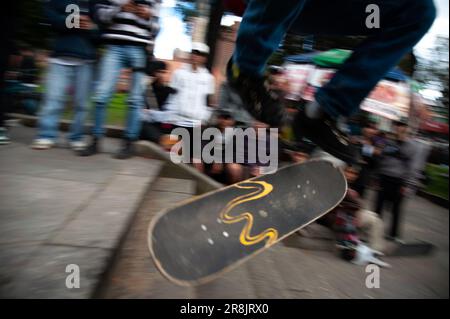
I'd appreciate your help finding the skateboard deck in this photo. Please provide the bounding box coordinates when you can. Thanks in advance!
[148,160,347,286]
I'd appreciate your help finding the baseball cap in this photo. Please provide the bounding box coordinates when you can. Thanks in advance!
[191,42,210,55]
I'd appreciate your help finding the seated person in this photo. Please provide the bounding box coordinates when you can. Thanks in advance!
[319,164,385,259]
[144,60,175,110]
[140,60,176,143]
[292,152,385,258]
[194,110,247,185]
[140,43,214,151]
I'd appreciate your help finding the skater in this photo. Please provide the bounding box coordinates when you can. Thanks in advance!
[227,0,436,163]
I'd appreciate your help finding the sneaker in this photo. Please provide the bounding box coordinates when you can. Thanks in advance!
[226,59,286,127]
[0,127,10,145]
[293,108,359,164]
[69,140,87,151]
[78,137,99,156]
[31,138,55,150]
[114,139,134,160]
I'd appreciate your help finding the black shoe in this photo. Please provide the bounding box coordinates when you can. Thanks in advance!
[226,59,286,127]
[78,137,99,157]
[293,109,359,164]
[114,139,134,160]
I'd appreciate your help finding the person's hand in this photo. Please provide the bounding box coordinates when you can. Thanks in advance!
[79,15,94,30]
[400,186,412,197]
[210,163,223,175]
[135,4,151,19]
[122,1,137,13]
[5,71,18,80]
[250,166,260,177]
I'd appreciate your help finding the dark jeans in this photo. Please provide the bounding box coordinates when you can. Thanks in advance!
[234,0,436,118]
[375,174,404,238]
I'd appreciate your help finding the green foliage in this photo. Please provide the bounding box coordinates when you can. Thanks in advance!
[63,94,128,126]
[416,36,449,118]
[424,163,449,200]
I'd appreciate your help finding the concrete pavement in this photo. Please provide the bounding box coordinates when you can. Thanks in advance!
[99,175,449,299]
[0,125,163,298]
[1,124,448,298]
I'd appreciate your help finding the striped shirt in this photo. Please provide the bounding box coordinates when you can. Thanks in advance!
[95,0,161,47]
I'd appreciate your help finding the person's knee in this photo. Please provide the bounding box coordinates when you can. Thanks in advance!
[93,89,110,106]
[226,163,244,183]
[409,0,437,32]
[128,95,145,109]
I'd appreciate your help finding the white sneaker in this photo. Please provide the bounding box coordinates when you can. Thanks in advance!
[0,127,10,145]
[31,138,55,150]
[69,140,87,151]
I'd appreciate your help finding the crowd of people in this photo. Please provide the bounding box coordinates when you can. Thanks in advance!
[0,0,426,266]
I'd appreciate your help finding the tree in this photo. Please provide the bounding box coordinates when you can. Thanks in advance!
[415,36,449,120]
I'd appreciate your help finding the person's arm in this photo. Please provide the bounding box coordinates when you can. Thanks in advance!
[135,0,162,41]
[94,0,124,25]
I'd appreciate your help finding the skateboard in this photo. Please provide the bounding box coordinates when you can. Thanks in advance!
[148,160,347,286]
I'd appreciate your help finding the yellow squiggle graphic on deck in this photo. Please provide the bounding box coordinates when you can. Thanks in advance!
[220,181,278,247]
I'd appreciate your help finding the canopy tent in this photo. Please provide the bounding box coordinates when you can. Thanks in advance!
[282,49,411,121]
[285,50,409,81]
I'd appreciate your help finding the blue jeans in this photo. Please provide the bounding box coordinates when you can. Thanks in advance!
[234,0,436,118]
[92,45,146,140]
[37,62,93,141]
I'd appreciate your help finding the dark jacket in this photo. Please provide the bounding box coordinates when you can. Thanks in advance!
[45,0,98,61]
[377,138,415,184]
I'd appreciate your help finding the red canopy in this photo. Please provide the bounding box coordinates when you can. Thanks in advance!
[420,120,449,135]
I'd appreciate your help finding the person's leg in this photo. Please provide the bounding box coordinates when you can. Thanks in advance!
[125,46,146,141]
[374,175,388,217]
[390,179,405,238]
[92,46,123,138]
[291,0,436,118]
[293,0,435,163]
[80,46,122,156]
[227,0,306,127]
[225,163,244,184]
[358,209,385,252]
[69,62,94,144]
[140,122,163,143]
[233,0,307,76]
[113,46,146,159]
[34,63,71,146]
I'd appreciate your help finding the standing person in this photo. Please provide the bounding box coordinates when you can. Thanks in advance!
[161,43,215,151]
[375,122,416,241]
[81,0,161,159]
[0,1,21,145]
[31,0,98,151]
[354,125,381,197]
[226,0,435,163]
